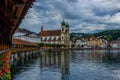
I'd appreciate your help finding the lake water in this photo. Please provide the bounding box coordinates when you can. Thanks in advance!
[11,50,120,80]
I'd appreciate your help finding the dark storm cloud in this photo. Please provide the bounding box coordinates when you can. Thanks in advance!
[20,0,120,33]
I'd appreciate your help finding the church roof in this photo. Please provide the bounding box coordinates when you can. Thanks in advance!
[61,20,66,26]
[39,30,61,36]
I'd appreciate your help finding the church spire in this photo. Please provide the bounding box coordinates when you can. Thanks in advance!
[61,20,66,26]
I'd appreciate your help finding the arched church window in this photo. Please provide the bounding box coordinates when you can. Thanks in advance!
[62,28,64,31]
[66,29,68,32]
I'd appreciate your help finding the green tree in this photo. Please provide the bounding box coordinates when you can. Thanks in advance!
[38,43,45,47]
[106,35,113,41]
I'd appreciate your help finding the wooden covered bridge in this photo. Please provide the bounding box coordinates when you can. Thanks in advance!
[0,0,38,51]
[0,1,41,79]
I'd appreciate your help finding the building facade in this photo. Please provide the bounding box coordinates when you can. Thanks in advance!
[38,21,70,47]
[87,36,103,48]
[13,28,41,43]
[75,38,87,47]
[70,36,107,48]
[110,38,120,48]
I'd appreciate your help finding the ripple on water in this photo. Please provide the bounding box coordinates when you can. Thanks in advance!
[12,50,120,80]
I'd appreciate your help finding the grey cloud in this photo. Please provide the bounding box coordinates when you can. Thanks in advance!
[20,0,120,33]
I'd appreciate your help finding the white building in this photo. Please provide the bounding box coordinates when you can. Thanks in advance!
[38,21,70,47]
[75,39,87,47]
[13,28,41,43]
[101,39,108,48]
[110,38,120,48]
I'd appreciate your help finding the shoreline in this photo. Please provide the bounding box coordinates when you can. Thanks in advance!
[40,48,120,51]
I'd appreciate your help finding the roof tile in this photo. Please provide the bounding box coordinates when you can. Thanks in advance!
[39,30,61,36]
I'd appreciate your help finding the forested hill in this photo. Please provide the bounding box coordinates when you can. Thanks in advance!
[93,29,120,41]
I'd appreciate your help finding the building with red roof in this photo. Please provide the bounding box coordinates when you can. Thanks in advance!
[38,21,70,47]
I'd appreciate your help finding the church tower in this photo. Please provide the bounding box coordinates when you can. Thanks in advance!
[61,20,70,47]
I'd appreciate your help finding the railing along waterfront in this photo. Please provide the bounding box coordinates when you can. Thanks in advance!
[0,47,39,80]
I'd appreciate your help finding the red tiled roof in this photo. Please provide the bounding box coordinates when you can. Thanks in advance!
[39,30,61,36]
[88,36,96,41]
[12,38,37,46]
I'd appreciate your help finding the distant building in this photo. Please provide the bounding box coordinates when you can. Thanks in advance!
[13,28,41,43]
[110,38,120,48]
[101,39,108,48]
[87,36,103,48]
[71,36,106,48]
[75,38,87,47]
[38,20,70,47]
[70,39,76,48]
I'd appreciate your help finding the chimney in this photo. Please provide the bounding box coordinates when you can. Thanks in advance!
[41,26,43,31]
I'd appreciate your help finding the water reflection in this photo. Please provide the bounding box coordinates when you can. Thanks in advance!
[12,50,120,80]
[40,51,70,80]
[71,50,120,63]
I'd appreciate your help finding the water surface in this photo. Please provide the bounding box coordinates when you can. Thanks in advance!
[11,50,120,80]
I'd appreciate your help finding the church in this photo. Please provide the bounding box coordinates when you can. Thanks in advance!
[38,21,70,47]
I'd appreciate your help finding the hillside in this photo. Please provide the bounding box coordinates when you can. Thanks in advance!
[70,29,120,41]
[93,29,120,41]
[70,33,85,39]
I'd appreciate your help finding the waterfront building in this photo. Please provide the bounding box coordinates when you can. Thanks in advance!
[101,39,108,48]
[110,38,120,48]
[38,21,70,47]
[71,36,105,48]
[13,28,41,43]
[86,36,103,48]
[70,39,76,48]
[75,38,87,47]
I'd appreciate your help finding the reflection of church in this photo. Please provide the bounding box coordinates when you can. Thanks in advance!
[40,51,70,80]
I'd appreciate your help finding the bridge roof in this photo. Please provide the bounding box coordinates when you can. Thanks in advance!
[0,0,35,46]
[12,38,38,46]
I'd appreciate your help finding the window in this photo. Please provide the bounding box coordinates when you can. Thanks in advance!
[66,29,68,32]
[62,28,64,31]
[62,36,64,39]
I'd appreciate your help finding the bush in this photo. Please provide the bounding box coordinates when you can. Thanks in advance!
[44,43,62,48]
[38,43,45,47]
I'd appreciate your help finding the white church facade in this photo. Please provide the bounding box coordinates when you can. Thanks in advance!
[38,21,70,47]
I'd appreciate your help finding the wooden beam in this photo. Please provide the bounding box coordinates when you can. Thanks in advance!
[0,16,10,26]
[4,7,14,18]
[0,0,35,49]
[22,0,27,4]
[15,5,25,17]
[5,0,8,7]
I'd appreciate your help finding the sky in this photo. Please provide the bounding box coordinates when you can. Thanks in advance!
[20,0,120,33]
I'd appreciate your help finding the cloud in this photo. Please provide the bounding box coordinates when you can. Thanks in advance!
[20,0,120,33]
[109,13,120,23]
